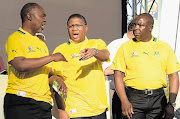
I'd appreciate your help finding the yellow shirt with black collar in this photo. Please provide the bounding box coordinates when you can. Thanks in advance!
[111,37,180,90]
[52,37,109,118]
[5,27,52,104]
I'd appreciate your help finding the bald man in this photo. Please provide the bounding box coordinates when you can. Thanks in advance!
[112,13,180,119]
[4,3,67,119]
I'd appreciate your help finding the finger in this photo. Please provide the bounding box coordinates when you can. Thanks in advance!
[58,84,62,92]
[62,59,68,62]
[64,86,67,93]
[130,106,134,114]
[85,48,89,52]
[124,111,130,119]
[79,49,86,53]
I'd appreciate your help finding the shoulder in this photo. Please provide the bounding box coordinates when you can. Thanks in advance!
[108,38,129,47]
[7,31,22,43]
[155,38,171,48]
[88,38,106,45]
[88,38,104,42]
[54,42,67,51]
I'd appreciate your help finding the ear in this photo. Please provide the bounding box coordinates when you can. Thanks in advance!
[148,24,153,32]
[85,25,88,33]
[27,13,32,21]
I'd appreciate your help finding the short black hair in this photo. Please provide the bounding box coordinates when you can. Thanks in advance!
[20,3,37,23]
[128,20,134,31]
[67,14,87,26]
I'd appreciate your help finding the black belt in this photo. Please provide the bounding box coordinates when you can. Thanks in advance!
[126,87,164,95]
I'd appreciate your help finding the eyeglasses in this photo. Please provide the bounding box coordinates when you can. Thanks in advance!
[68,24,85,29]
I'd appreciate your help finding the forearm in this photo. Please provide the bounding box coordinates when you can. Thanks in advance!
[114,70,128,102]
[168,72,179,102]
[95,49,109,61]
[9,55,54,72]
[54,91,65,110]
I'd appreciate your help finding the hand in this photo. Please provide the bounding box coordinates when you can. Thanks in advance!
[121,100,134,119]
[79,48,96,61]
[53,75,67,95]
[56,76,67,96]
[58,109,70,119]
[52,53,67,62]
[162,103,174,119]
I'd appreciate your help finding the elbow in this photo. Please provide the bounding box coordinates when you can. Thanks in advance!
[12,63,29,72]
[104,71,109,76]
[15,66,28,72]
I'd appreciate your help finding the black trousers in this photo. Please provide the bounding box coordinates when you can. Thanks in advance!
[112,91,123,119]
[71,111,106,119]
[4,93,52,119]
[124,87,167,119]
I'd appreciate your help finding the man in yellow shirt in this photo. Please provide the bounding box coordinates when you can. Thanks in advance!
[4,3,67,119]
[53,14,110,119]
[112,13,180,119]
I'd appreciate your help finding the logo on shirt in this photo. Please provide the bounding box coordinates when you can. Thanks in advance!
[37,47,41,51]
[71,53,79,59]
[12,49,17,53]
[143,52,149,56]
[154,51,160,56]
[131,52,138,57]
[28,46,35,52]
[113,62,115,65]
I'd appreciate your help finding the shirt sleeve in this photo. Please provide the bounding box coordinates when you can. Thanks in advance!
[6,35,25,63]
[96,39,108,50]
[166,45,180,74]
[96,39,110,62]
[102,41,119,71]
[111,45,126,73]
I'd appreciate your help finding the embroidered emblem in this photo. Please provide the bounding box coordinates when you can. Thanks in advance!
[44,49,47,54]
[71,53,79,59]
[131,52,138,57]
[28,46,35,52]
[113,62,115,65]
[154,51,160,56]
[12,50,17,53]
[37,47,41,51]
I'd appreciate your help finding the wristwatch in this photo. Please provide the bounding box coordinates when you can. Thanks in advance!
[93,48,98,56]
[168,102,176,108]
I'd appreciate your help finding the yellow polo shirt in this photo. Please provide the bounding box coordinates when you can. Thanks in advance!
[5,27,52,104]
[52,37,109,118]
[112,37,180,90]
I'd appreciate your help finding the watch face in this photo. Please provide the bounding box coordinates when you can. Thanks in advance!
[169,102,176,108]
[172,102,176,107]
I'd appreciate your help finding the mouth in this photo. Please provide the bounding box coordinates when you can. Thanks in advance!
[133,31,140,36]
[72,33,79,39]
[41,23,45,30]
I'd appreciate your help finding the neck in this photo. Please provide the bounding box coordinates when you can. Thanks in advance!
[137,35,152,42]
[22,23,36,36]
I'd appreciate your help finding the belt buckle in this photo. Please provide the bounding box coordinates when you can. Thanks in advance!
[145,89,153,95]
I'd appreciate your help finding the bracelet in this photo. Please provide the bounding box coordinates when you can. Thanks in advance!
[93,48,98,56]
